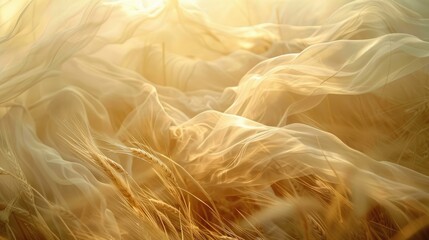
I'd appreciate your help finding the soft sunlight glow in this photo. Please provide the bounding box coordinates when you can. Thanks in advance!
[1,0,429,239]
[112,0,199,10]
[108,0,165,11]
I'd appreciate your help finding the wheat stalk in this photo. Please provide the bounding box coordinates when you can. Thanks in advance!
[89,152,145,217]
[130,147,176,183]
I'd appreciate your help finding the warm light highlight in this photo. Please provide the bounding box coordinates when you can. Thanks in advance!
[0,0,429,239]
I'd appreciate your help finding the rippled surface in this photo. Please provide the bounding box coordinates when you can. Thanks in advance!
[1,0,429,239]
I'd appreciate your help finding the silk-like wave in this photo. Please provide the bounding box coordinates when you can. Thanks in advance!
[0,0,428,239]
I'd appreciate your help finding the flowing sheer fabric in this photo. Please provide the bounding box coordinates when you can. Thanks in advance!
[0,0,428,239]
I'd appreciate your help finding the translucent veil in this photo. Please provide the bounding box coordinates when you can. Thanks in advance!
[0,0,428,239]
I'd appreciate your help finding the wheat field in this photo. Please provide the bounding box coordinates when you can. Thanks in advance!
[0,0,429,239]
